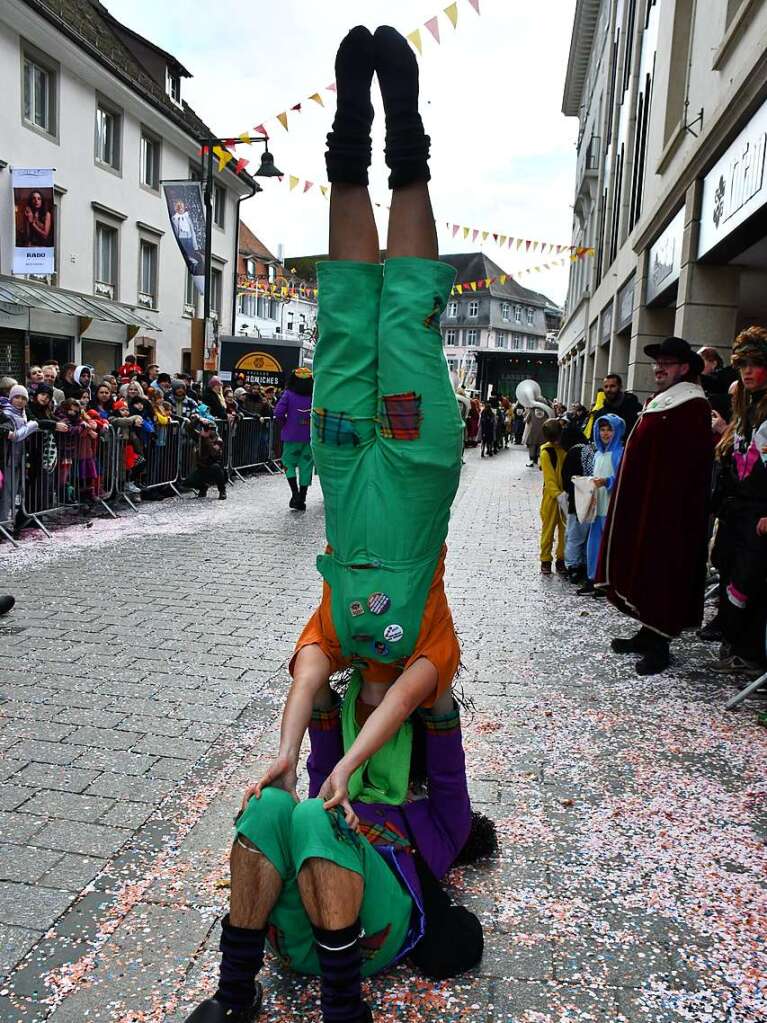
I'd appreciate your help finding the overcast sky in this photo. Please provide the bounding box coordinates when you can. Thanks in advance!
[107,0,579,304]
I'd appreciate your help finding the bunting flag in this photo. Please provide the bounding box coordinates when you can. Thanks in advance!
[447,251,594,295]
[237,273,319,302]
[215,0,479,153]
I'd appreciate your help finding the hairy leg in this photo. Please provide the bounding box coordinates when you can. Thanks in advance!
[329,184,380,263]
[385,181,438,260]
[297,857,364,929]
[229,835,283,929]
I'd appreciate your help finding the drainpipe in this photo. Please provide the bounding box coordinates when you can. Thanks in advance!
[231,178,261,336]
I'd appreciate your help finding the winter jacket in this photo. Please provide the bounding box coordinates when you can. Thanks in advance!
[273,388,312,443]
[0,397,39,443]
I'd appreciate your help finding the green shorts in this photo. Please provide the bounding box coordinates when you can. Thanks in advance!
[235,788,412,977]
[281,441,314,486]
[311,258,462,663]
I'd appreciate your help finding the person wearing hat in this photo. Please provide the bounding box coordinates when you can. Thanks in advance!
[0,385,39,529]
[595,336,713,674]
[707,326,767,674]
[273,368,314,510]
[182,27,489,1023]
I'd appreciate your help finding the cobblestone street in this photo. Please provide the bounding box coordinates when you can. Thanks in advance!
[0,448,765,1023]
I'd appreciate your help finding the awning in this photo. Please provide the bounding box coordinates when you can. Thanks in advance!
[0,275,161,331]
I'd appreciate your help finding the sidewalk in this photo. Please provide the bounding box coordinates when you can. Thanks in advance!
[0,447,765,1023]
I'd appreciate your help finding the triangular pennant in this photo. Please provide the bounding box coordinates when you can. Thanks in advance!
[526,240,532,252]
[213,146,233,172]
[499,235,507,247]
[289,175,300,190]
[224,138,237,147]
[291,103,302,112]
[320,185,329,198]
[470,281,477,291]
[425,15,441,43]
[472,229,479,242]
[407,29,423,54]
[533,241,539,253]
[499,274,507,284]
[444,2,459,27]
[239,133,252,145]
[516,238,523,251]
[327,81,337,92]
[482,231,489,241]
[253,124,268,138]
[452,224,460,237]
[468,0,480,12]
[492,233,498,242]
[456,284,463,294]
[303,181,314,192]
[277,111,289,131]
[234,158,249,174]
[309,92,324,106]
[485,277,492,288]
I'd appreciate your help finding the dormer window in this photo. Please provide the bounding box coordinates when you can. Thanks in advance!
[166,67,181,105]
[246,258,256,277]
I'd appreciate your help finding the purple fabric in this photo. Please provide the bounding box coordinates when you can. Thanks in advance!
[306,711,472,962]
[274,389,312,443]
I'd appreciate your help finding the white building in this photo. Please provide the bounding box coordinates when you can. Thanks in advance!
[558,0,767,403]
[0,0,255,379]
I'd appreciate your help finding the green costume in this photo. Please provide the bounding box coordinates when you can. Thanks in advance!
[311,257,462,669]
[281,440,314,488]
[235,787,412,977]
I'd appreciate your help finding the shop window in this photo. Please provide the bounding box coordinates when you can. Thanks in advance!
[138,240,158,308]
[211,267,223,319]
[184,271,198,317]
[214,185,226,229]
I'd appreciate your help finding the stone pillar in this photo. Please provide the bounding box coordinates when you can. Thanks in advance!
[674,181,739,359]
[628,248,675,398]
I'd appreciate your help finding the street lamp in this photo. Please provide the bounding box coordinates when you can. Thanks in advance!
[197,135,282,377]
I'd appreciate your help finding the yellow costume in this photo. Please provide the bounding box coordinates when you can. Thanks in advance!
[539,440,566,564]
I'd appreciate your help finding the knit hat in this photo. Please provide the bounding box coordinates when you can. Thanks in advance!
[732,326,767,367]
[35,382,53,397]
[113,399,128,411]
[9,385,29,400]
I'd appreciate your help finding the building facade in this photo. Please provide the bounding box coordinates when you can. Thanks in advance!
[558,0,767,404]
[235,224,318,355]
[0,0,254,379]
[439,253,561,397]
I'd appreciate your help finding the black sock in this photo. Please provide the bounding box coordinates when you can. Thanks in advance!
[373,25,430,188]
[215,914,266,1010]
[325,27,375,185]
[312,921,367,1023]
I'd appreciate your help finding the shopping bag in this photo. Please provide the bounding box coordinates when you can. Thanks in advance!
[572,476,598,524]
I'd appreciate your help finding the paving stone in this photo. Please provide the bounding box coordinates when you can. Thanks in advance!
[0,759,25,784]
[0,881,72,930]
[19,790,114,823]
[72,748,158,775]
[99,801,153,830]
[32,820,131,858]
[12,764,99,794]
[0,844,62,884]
[54,708,124,728]
[131,735,210,760]
[63,725,143,751]
[147,757,196,779]
[0,923,43,977]
[38,853,105,892]
[0,786,34,812]
[85,773,174,802]
[0,812,46,845]
[3,741,80,767]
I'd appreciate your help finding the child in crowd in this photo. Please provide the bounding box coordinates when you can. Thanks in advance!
[539,418,567,575]
[0,385,39,526]
[480,401,496,457]
[561,422,594,583]
[182,421,227,500]
[54,398,86,497]
[580,413,625,594]
[80,410,106,504]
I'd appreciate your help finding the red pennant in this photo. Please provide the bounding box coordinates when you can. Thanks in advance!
[327,82,337,92]
[291,103,302,112]
[526,240,531,252]
[234,158,249,174]
[224,138,237,147]
[253,124,269,138]
[304,180,314,192]
[468,0,480,12]
[425,16,440,43]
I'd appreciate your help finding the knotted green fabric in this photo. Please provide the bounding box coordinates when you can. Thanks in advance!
[341,670,413,804]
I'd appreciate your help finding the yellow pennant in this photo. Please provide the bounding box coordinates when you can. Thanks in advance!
[320,185,329,198]
[309,92,324,106]
[289,175,300,190]
[499,235,507,247]
[516,238,523,251]
[213,146,233,172]
[238,132,251,145]
[407,29,423,54]
[444,1,459,28]
[463,226,470,239]
[470,281,477,291]
[277,111,289,131]
[482,231,489,241]
[499,274,507,284]
[456,284,464,294]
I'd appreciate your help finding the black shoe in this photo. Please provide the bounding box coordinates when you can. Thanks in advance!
[218,491,227,500]
[567,566,586,584]
[611,628,652,655]
[293,485,308,511]
[373,26,431,188]
[287,476,300,509]
[325,27,375,185]
[183,988,263,1023]
[696,619,723,642]
[636,642,671,676]
[576,580,594,595]
[196,489,208,499]
[0,595,15,615]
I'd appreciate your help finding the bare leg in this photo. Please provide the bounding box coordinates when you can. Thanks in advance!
[229,836,283,929]
[297,857,364,929]
[329,184,379,262]
[385,181,438,260]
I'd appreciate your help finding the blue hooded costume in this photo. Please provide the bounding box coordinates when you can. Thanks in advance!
[586,413,625,581]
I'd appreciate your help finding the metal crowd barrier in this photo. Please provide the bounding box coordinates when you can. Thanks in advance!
[2,408,289,544]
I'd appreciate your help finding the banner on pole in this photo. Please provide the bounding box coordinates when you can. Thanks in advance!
[12,167,55,275]
[162,180,206,295]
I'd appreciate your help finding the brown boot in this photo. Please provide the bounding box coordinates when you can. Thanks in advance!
[555,559,567,574]
[541,561,552,575]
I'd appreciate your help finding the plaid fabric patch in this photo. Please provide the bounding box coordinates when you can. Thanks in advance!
[418,708,460,735]
[310,701,341,731]
[358,818,411,849]
[312,408,359,446]
[378,392,422,440]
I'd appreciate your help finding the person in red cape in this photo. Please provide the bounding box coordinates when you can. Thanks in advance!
[595,336,713,675]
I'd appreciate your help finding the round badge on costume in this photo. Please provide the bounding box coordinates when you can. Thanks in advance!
[368,592,391,615]
[383,624,403,643]
[373,640,390,656]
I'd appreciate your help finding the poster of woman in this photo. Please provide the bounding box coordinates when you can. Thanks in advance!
[162,180,206,295]
[12,167,55,274]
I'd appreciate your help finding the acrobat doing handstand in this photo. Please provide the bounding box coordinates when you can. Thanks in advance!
[184,26,495,1023]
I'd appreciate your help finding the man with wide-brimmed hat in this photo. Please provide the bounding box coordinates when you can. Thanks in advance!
[595,336,713,675]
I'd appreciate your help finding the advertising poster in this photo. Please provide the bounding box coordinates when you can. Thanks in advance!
[12,167,55,275]
[219,336,301,387]
[162,180,206,294]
